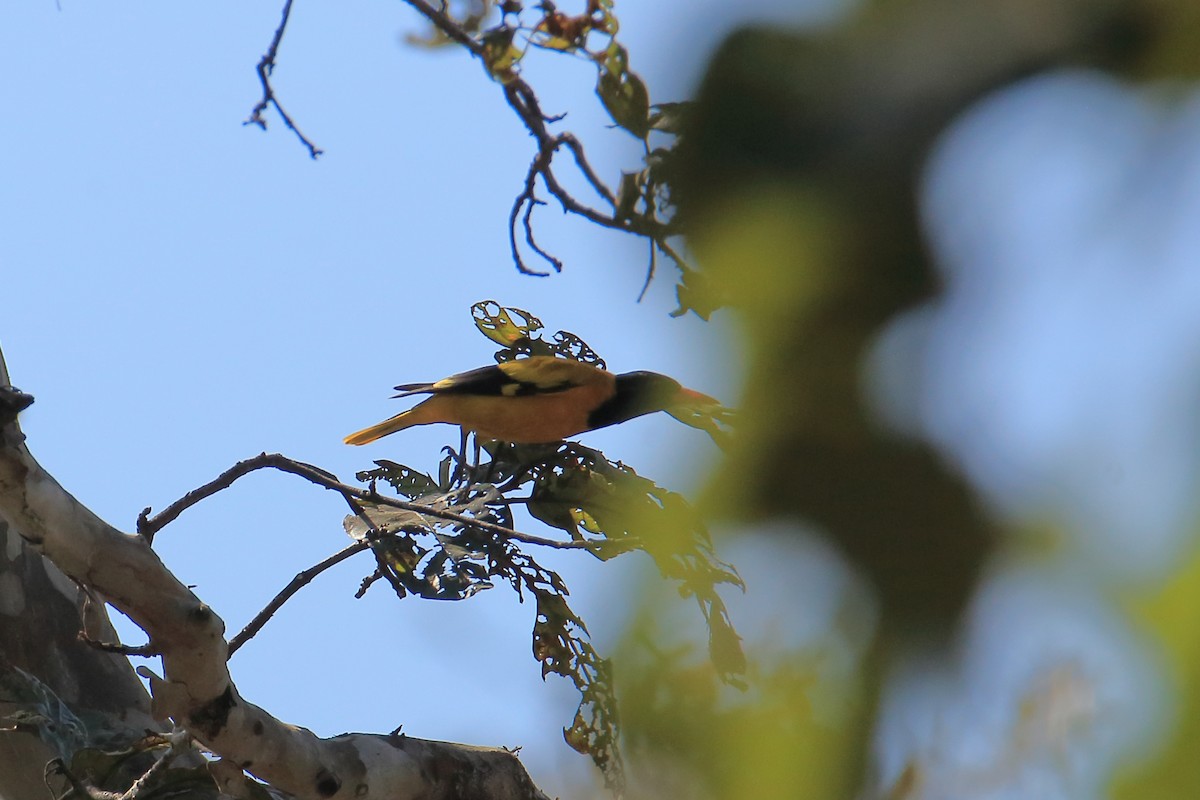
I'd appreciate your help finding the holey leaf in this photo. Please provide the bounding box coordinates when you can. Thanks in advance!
[357,459,440,499]
[472,300,544,347]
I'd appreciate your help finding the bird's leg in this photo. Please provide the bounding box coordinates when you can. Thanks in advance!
[471,435,485,479]
[450,427,470,487]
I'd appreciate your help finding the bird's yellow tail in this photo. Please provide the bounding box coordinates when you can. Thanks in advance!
[343,412,417,445]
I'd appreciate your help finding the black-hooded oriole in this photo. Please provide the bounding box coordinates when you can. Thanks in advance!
[343,355,718,445]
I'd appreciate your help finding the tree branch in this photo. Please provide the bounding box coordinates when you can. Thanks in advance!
[398,0,692,287]
[245,0,323,159]
[244,0,691,290]
[509,149,560,276]
[401,0,485,56]
[0,367,550,800]
[140,451,625,553]
[79,634,161,658]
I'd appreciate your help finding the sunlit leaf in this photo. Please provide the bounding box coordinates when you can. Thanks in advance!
[530,33,577,51]
[472,299,543,347]
[357,459,440,498]
[479,26,523,83]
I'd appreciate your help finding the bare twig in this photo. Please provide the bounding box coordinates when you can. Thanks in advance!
[137,454,334,541]
[246,0,323,159]
[522,193,560,273]
[228,541,370,656]
[509,149,560,275]
[560,133,616,207]
[638,239,656,302]
[141,452,623,553]
[78,633,160,658]
[403,0,485,55]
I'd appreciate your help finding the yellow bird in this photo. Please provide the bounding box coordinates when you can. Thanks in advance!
[344,355,718,445]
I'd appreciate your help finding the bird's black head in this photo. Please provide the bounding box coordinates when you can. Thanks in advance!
[587,371,690,431]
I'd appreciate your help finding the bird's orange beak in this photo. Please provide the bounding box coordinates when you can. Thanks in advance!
[666,386,734,449]
[676,386,721,407]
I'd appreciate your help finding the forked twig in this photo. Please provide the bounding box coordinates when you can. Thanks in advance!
[245,0,323,159]
[138,452,633,654]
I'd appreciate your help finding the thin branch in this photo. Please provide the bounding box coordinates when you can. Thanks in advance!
[502,81,552,140]
[228,541,370,656]
[509,148,562,275]
[560,133,616,207]
[638,238,656,302]
[402,0,485,55]
[509,152,554,276]
[522,193,561,272]
[356,570,385,598]
[242,0,692,288]
[137,454,335,541]
[245,0,323,159]
[141,452,620,552]
[537,157,630,229]
[78,633,160,658]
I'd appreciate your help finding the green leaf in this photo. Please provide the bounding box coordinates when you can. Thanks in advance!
[356,460,439,499]
[596,44,650,139]
[671,265,726,320]
[470,300,608,368]
[479,26,523,83]
[472,299,544,347]
[531,33,577,51]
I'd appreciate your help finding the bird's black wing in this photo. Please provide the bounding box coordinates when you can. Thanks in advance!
[392,358,589,398]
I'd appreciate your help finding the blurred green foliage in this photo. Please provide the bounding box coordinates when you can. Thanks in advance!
[1114,543,1200,796]
[615,0,1200,797]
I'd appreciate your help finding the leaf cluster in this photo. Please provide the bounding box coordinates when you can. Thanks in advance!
[401,1,700,311]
